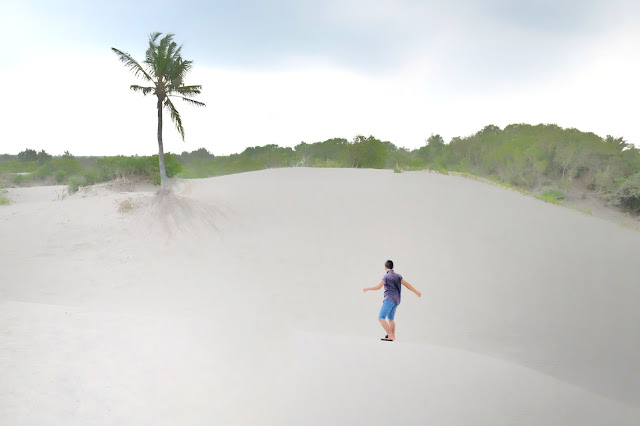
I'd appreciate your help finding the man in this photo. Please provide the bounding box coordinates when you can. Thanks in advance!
[362,260,421,341]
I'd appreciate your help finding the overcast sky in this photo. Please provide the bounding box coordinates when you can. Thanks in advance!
[1,0,639,156]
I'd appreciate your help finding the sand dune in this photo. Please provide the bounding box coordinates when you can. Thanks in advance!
[1,168,639,425]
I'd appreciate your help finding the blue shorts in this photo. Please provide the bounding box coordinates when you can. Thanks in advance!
[378,300,398,320]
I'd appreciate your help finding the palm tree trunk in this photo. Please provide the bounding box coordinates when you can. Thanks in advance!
[157,99,168,188]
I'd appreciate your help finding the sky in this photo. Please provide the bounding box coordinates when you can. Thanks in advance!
[1,0,639,156]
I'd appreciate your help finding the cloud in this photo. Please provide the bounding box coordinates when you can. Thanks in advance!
[1,1,639,156]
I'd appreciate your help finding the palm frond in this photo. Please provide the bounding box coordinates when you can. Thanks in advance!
[175,96,206,107]
[111,48,153,82]
[130,85,155,96]
[167,41,178,61]
[159,34,174,54]
[146,32,174,76]
[173,85,202,97]
[149,32,162,44]
[164,97,185,140]
[173,44,183,60]
[129,32,203,115]
[145,33,160,65]
[156,34,175,77]
[166,59,193,91]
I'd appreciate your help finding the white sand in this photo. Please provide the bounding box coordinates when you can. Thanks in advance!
[1,168,639,425]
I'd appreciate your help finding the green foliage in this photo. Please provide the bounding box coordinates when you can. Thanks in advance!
[27,156,84,183]
[3,123,640,217]
[68,175,87,193]
[17,148,51,163]
[18,149,38,162]
[614,172,640,214]
[535,190,565,205]
[81,168,105,185]
[11,174,25,185]
[313,159,343,168]
[1,151,183,189]
[93,153,182,184]
[344,135,387,169]
[542,189,565,201]
[414,134,446,166]
[295,138,348,166]
[179,145,298,178]
[179,147,214,163]
[0,160,38,174]
[425,124,639,213]
[0,185,8,205]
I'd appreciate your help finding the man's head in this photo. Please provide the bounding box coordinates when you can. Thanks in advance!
[385,260,394,270]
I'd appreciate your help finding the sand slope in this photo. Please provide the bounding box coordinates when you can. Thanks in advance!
[1,168,639,425]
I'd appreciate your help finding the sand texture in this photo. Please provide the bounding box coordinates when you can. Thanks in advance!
[1,168,639,425]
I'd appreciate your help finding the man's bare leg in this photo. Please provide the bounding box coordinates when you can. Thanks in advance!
[379,319,395,340]
[390,320,396,339]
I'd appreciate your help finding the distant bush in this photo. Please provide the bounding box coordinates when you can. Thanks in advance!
[542,189,565,201]
[93,153,182,185]
[81,168,106,186]
[343,135,387,169]
[614,172,640,214]
[0,184,9,205]
[313,159,344,168]
[11,174,25,185]
[535,189,565,205]
[0,160,38,174]
[178,153,271,178]
[0,151,184,189]
[68,175,87,193]
[178,147,215,163]
[17,149,51,163]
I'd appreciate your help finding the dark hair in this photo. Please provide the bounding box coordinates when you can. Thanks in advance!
[385,260,394,269]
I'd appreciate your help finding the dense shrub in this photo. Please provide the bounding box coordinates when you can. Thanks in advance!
[535,189,565,205]
[93,153,182,184]
[615,172,640,213]
[68,175,87,193]
[1,151,183,189]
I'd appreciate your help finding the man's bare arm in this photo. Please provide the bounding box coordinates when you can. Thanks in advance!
[401,279,421,297]
[363,281,384,292]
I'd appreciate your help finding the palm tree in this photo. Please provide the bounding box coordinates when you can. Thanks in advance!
[112,32,205,189]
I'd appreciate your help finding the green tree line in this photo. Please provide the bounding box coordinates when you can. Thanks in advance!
[0,150,182,192]
[2,123,639,213]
